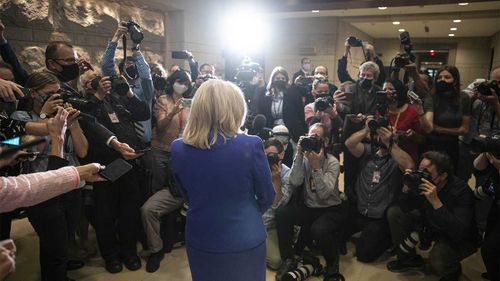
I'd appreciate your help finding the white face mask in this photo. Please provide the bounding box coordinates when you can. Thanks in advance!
[173,82,188,95]
[303,63,311,71]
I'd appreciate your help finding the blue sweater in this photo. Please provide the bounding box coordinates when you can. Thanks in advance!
[171,134,275,253]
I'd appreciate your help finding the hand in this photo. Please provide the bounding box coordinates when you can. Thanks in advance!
[112,23,129,43]
[478,88,499,104]
[304,148,323,170]
[65,106,81,129]
[75,163,106,182]
[78,58,93,73]
[40,94,64,117]
[405,129,416,138]
[419,178,443,209]
[0,79,24,102]
[324,103,338,119]
[0,19,6,42]
[376,127,393,147]
[333,90,346,102]
[171,98,184,116]
[271,163,282,182]
[183,50,194,60]
[97,76,112,95]
[402,184,410,194]
[0,147,22,169]
[296,136,304,155]
[0,239,16,280]
[110,139,143,160]
[485,153,500,171]
[47,107,69,141]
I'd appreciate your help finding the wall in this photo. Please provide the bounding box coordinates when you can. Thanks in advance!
[0,0,165,74]
[491,31,500,69]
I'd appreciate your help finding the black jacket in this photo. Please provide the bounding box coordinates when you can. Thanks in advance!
[0,41,29,86]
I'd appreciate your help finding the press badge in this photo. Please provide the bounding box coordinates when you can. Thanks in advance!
[372,170,381,184]
[108,112,120,123]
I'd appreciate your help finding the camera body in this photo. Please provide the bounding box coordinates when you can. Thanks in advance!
[198,74,216,82]
[477,80,499,97]
[152,73,168,91]
[295,75,314,86]
[314,96,334,112]
[367,116,390,133]
[123,21,144,44]
[301,135,323,153]
[393,31,415,68]
[283,254,323,281]
[91,75,130,96]
[235,63,259,83]
[267,152,280,167]
[347,36,363,47]
[404,168,433,196]
[58,88,89,110]
[470,135,500,154]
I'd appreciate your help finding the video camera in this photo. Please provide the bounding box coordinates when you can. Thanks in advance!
[300,135,323,153]
[477,80,499,97]
[403,168,433,196]
[90,75,130,96]
[122,20,144,44]
[470,135,500,155]
[393,31,415,68]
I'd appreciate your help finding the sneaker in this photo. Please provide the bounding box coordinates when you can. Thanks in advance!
[275,258,297,281]
[146,251,165,273]
[386,255,424,272]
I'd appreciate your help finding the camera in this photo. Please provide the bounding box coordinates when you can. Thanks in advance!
[122,21,144,44]
[347,36,363,47]
[267,152,280,167]
[300,135,323,153]
[198,74,216,82]
[235,62,260,83]
[90,75,130,96]
[367,117,390,133]
[393,31,415,68]
[295,75,314,86]
[58,88,89,110]
[152,73,168,91]
[477,80,499,97]
[314,96,334,112]
[403,168,433,196]
[474,175,497,200]
[469,135,500,154]
[283,254,323,281]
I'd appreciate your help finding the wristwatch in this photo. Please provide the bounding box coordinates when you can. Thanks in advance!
[39,112,47,119]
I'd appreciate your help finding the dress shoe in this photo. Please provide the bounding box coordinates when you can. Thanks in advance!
[66,259,85,271]
[123,255,142,271]
[146,251,165,273]
[105,259,123,274]
[387,254,424,272]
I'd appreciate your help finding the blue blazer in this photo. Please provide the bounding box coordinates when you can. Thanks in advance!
[171,134,275,253]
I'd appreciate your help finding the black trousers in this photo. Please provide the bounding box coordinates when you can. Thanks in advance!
[27,189,82,281]
[481,200,499,281]
[275,202,347,266]
[341,206,392,262]
[92,167,141,261]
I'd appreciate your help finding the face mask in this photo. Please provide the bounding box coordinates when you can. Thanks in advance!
[250,76,259,85]
[56,62,80,82]
[360,78,373,90]
[125,65,139,80]
[302,63,311,72]
[436,80,454,93]
[274,80,287,89]
[173,82,188,95]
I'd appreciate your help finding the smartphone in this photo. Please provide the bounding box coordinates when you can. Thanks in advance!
[16,151,40,160]
[171,51,190,60]
[181,98,192,108]
[135,147,151,154]
[0,137,47,159]
[98,158,133,182]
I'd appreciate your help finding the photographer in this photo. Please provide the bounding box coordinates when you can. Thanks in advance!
[473,152,499,281]
[262,138,294,271]
[341,118,413,264]
[305,79,342,129]
[292,57,312,85]
[82,74,150,273]
[275,123,346,281]
[386,151,477,281]
[102,21,154,144]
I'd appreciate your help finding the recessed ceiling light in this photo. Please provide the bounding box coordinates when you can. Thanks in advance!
[458,2,469,5]
[450,27,457,31]
[311,10,320,13]
[448,33,455,37]
[398,29,405,32]
[392,21,400,25]
[378,7,387,10]
[453,19,462,23]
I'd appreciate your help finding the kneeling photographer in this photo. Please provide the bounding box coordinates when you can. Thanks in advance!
[386,151,477,281]
[473,148,499,281]
[275,123,346,281]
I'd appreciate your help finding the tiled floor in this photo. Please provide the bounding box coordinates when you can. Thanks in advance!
[8,217,486,281]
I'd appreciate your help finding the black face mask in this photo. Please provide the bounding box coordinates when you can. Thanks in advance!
[360,78,373,90]
[436,80,455,93]
[274,80,287,90]
[55,62,80,82]
[125,65,139,80]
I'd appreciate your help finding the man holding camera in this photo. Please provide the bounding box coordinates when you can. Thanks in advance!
[386,151,477,281]
[102,21,154,144]
[292,57,312,85]
[341,118,414,265]
[82,72,150,273]
[275,123,346,281]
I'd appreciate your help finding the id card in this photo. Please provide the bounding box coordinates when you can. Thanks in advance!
[108,112,120,123]
[372,170,381,184]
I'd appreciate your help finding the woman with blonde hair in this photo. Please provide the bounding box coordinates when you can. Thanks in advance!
[171,79,275,281]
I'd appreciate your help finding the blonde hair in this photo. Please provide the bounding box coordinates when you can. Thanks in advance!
[359,61,380,80]
[182,79,247,149]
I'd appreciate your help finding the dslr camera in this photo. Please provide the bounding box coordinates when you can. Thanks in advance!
[283,253,323,281]
[314,95,334,112]
[122,20,144,44]
[58,88,89,110]
[267,152,280,167]
[393,31,415,68]
[470,135,500,154]
[300,135,323,153]
[235,60,261,83]
[347,36,363,47]
[90,75,130,96]
[152,73,168,91]
[477,80,499,97]
[367,91,390,132]
[404,168,433,196]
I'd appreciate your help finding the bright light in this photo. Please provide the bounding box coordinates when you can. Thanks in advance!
[311,10,320,13]
[398,29,405,32]
[448,33,455,37]
[450,27,457,31]
[378,7,387,10]
[453,19,462,23]
[458,2,469,5]
[392,21,400,25]
[219,7,269,54]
